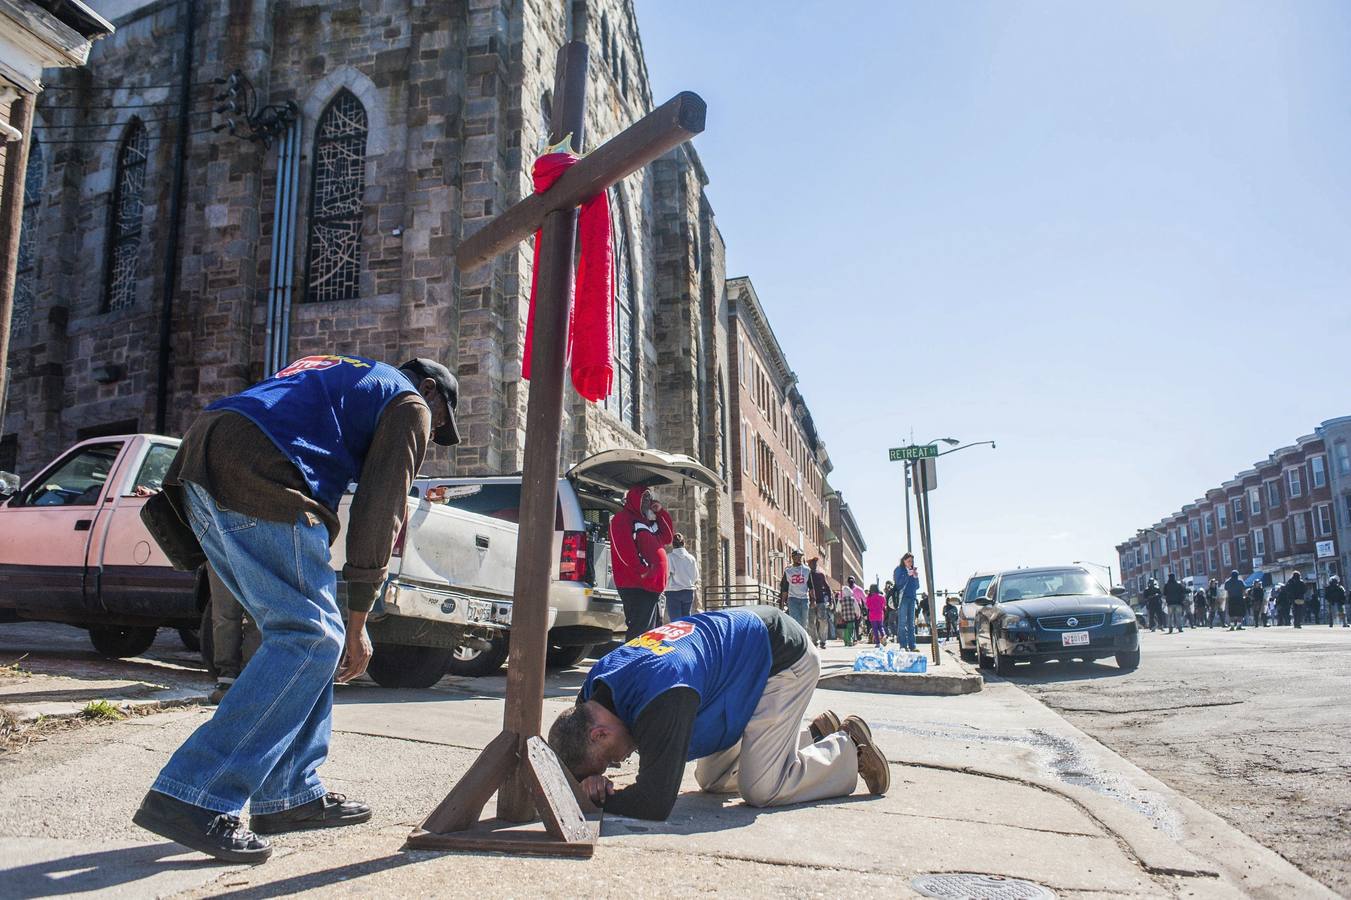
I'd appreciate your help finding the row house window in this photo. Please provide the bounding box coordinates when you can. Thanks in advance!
[1344,495,1351,529]
[1180,526,1190,548]
[1182,557,1193,577]
[1336,442,1351,477]
[1288,467,1303,499]
[1271,521,1286,553]
[1217,503,1228,529]
[1292,513,1308,544]
[1317,503,1333,537]
[1248,487,1261,516]
[1267,480,1281,508]
[1253,527,1266,559]
[1208,548,1218,572]
[1193,552,1204,574]
[1168,530,1177,552]
[1204,513,1214,536]
[1232,497,1245,525]
[1222,543,1233,567]
[1237,535,1249,561]
[1189,519,1200,542]
[1311,455,1328,490]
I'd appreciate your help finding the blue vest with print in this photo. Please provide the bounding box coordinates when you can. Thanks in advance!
[208,355,415,510]
[581,609,772,760]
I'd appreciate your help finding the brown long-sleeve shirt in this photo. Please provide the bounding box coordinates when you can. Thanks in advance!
[164,395,430,612]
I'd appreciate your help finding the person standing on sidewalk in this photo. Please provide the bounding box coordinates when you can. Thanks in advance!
[1286,570,1307,628]
[1163,573,1187,633]
[1143,579,1164,631]
[133,355,460,864]
[807,557,832,649]
[204,566,255,705]
[1249,580,1267,627]
[1326,576,1348,627]
[610,487,675,640]
[1207,578,1220,627]
[1223,570,1247,630]
[865,584,887,646]
[1191,587,1208,630]
[548,606,889,820]
[778,550,812,630]
[664,532,700,621]
[892,553,920,652]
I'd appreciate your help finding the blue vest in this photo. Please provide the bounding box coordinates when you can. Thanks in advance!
[209,355,416,510]
[582,609,772,760]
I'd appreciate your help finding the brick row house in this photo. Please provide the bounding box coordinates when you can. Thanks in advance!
[5,0,864,601]
[1117,419,1351,595]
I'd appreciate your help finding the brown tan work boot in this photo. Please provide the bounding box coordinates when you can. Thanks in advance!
[843,715,889,796]
[809,709,842,742]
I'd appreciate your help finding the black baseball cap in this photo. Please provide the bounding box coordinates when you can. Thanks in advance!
[400,358,461,446]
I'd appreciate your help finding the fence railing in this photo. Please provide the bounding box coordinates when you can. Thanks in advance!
[703,582,779,610]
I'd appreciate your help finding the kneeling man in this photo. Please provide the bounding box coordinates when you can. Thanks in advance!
[548,605,888,820]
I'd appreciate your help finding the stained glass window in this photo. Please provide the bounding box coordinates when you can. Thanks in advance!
[612,200,638,430]
[105,121,147,311]
[13,137,42,335]
[305,90,367,303]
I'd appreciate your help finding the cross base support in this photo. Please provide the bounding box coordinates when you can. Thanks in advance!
[403,730,602,859]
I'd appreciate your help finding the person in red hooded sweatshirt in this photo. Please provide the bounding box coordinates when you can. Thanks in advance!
[610,486,675,640]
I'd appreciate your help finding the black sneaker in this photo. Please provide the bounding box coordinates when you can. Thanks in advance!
[250,792,372,834]
[132,790,271,864]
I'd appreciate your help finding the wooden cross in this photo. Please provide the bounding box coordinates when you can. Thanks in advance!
[405,41,705,857]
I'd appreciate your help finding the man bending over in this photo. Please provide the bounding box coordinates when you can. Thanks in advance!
[548,605,889,821]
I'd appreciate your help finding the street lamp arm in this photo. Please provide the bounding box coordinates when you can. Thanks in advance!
[937,440,996,457]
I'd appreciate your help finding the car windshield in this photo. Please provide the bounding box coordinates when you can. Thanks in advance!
[998,570,1104,602]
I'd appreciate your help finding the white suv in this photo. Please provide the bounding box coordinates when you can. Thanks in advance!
[416,449,722,675]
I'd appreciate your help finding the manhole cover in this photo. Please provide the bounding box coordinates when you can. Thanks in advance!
[911,873,1056,900]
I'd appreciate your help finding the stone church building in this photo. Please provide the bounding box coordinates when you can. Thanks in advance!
[7,0,740,588]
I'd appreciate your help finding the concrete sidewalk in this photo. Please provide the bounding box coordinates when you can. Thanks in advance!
[0,643,1335,898]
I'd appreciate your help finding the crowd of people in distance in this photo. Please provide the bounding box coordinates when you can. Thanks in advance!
[1140,570,1349,634]
[777,551,957,651]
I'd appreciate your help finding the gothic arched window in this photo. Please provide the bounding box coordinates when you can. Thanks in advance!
[612,199,638,430]
[105,120,147,311]
[306,90,368,303]
[13,137,43,335]
[601,14,611,63]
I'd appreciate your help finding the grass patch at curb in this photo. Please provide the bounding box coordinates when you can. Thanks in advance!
[81,699,126,721]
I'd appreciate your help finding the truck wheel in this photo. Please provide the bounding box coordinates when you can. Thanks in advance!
[365,644,454,688]
[177,627,201,653]
[89,625,158,659]
[446,634,509,677]
[198,601,218,676]
[546,643,593,669]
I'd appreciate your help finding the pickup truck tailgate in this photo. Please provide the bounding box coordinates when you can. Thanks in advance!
[333,498,517,600]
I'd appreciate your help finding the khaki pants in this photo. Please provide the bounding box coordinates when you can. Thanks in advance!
[694,643,858,807]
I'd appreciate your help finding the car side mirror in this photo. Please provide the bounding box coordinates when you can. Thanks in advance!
[974,597,993,606]
[1110,586,1126,597]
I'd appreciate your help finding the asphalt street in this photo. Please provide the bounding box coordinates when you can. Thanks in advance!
[1003,624,1351,896]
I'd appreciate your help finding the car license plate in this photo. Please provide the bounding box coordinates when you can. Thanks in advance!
[466,600,493,624]
[1062,630,1090,647]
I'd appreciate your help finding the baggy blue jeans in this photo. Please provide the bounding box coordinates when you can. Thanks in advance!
[897,597,917,651]
[787,597,810,630]
[151,481,344,815]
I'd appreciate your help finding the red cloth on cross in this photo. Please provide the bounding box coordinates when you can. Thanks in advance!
[521,152,615,402]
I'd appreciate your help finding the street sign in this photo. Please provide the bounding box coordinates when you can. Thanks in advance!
[1316,540,1335,559]
[889,444,938,462]
[912,457,937,492]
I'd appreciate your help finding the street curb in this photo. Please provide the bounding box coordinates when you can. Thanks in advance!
[7,692,208,724]
[817,670,982,696]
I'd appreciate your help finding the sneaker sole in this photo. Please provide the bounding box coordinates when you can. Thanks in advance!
[250,809,373,835]
[856,739,891,795]
[132,807,272,864]
[809,710,842,742]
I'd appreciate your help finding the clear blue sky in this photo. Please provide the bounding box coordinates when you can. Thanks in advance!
[634,0,1351,590]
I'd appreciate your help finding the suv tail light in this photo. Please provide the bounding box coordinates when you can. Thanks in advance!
[392,521,408,558]
[559,530,587,582]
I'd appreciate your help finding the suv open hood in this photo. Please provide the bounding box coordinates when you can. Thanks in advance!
[568,449,724,498]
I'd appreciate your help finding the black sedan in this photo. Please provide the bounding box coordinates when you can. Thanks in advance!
[972,566,1139,675]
